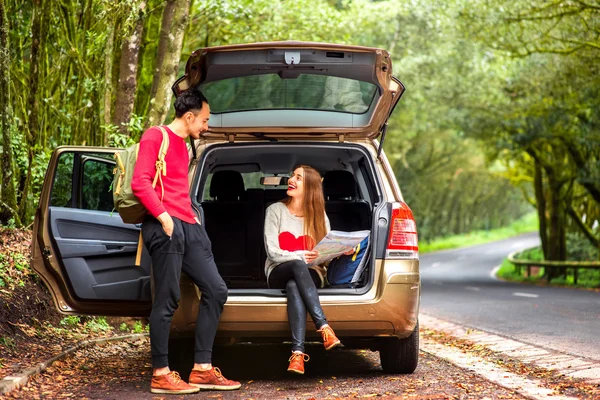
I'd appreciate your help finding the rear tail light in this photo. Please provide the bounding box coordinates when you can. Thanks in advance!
[386,202,419,260]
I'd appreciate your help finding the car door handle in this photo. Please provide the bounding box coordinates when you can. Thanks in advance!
[105,245,125,253]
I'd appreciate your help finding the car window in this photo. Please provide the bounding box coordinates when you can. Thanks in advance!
[81,157,114,212]
[201,74,377,114]
[50,153,75,208]
[50,152,115,212]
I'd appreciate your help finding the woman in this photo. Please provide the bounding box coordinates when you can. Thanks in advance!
[264,165,350,374]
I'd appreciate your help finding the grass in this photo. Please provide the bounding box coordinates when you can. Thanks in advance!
[419,212,538,254]
[119,320,149,334]
[496,246,600,289]
[84,317,112,333]
[59,316,113,333]
[0,336,16,350]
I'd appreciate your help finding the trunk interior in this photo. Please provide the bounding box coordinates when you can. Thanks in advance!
[195,142,382,293]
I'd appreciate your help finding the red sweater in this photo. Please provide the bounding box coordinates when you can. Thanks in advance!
[131,126,196,224]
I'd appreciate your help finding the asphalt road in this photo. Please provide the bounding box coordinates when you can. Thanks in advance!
[420,232,600,361]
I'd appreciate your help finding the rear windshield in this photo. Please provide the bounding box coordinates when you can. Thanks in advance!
[202,171,287,201]
[201,74,377,114]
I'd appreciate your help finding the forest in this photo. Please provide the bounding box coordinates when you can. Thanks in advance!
[1,0,598,263]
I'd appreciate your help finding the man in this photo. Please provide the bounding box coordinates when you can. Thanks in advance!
[132,89,240,394]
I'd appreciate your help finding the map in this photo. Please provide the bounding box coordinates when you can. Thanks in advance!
[309,230,370,266]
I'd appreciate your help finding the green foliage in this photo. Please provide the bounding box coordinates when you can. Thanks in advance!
[566,233,599,262]
[60,316,82,328]
[496,257,544,283]
[132,320,146,334]
[420,212,538,253]
[547,270,600,288]
[118,319,148,333]
[0,336,16,350]
[0,251,33,288]
[84,317,112,333]
[0,253,7,288]
[497,245,600,288]
[461,0,600,57]
[59,316,114,333]
[104,113,145,147]
[11,252,28,272]
[4,0,148,225]
[451,0,600,260]
[50,153,75,208]
[81,157,115,212]
[4,0,597,254]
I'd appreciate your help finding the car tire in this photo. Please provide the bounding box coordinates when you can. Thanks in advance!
[379,321,419,374]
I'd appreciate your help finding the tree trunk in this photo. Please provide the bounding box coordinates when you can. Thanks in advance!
[533,160,548,259]
[544,168,567,280]
[113,2,146,135]
[546,170,565,261]
[0,0,20,225]
[20,0,49,224]
[103,15,116,145]
[146,0,190,127]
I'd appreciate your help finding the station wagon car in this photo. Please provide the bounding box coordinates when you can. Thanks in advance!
[31,41,420,373]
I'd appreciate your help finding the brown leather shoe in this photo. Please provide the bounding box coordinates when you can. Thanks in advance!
[287,351,310,374]
[189,367,241,390]
[151,371,199,394]
[318,325,341,350]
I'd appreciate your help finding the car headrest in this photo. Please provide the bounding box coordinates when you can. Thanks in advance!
[210,170,245,201]
[323,170,356,200]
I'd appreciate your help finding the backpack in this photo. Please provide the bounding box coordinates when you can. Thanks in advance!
[112,126,169,224]
[112,126,169,265]
[327,235,370,286]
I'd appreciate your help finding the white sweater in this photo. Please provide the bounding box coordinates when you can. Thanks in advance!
[264,202,330,280]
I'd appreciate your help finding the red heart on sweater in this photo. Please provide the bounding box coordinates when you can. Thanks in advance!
[278,231,314,251]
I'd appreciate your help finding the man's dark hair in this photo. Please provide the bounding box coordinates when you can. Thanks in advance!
[174,89,209,118]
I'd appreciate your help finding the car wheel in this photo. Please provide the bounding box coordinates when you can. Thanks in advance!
[380,321,419,374]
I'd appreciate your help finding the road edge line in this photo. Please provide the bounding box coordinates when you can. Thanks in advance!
[0,333,149,395]
[490,264,502,281]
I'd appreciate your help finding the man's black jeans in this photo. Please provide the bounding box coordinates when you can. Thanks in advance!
[142,216,228,368]
[268,260,328,352]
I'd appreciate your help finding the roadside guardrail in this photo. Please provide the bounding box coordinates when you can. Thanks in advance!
[507,249,600,284]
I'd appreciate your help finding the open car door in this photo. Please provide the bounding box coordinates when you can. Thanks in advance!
[32,147,151,316]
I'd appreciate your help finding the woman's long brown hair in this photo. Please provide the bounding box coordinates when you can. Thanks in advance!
[284,165,327,250]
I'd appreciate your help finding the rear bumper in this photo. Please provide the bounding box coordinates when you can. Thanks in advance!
[171,259,420,340]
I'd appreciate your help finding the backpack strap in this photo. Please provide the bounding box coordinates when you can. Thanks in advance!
[135,231,143,266]
[113,153,127,195]
[137,126,169,267]
[152,126,170,202]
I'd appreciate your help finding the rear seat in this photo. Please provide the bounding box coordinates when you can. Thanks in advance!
[322,170,371,231]
[202,171,252,279]
[322,170,372,288]
[202,170,372,286]
[246,188,267,282]
[264,189,288,207]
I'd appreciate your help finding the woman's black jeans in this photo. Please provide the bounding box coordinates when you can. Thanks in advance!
[268,259,328,352]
